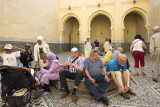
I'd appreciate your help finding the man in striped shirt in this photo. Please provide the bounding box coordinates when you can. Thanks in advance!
[59,47,84,103]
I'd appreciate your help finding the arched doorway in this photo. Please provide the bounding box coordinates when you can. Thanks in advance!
[90,15,111,43]
[124,12,147,42]
[62,17,79,50]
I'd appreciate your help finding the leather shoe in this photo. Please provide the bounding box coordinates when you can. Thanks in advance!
[119,93,130,99]
[60,91,70,98]
[100,96,109,106]
[72,94,78,103]
[152,78,158,82]
[127,89,136,96]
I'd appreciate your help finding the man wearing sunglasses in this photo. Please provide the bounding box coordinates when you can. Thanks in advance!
[106,54,136,99]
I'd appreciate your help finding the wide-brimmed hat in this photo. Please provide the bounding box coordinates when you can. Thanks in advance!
[71,47,78,52]
[4,44,13,49]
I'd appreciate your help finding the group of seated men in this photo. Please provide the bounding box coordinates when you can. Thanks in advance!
[59,47,136,106]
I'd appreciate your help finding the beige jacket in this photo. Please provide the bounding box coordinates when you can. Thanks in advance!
[149,32,160,56]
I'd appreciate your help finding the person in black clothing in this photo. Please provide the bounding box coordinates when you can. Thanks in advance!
[20,43,33,68]
[109,39,115,51]
[94,39,100,50]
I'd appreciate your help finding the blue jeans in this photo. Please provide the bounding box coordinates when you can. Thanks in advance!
[59,70,83,88]
[85,74,110,101]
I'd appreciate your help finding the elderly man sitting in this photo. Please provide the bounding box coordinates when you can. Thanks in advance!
[106,54,136,99]
[59,47,84,103]
[84,49,110,106]
[112,47,130,70]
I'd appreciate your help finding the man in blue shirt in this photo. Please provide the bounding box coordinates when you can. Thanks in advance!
[106,54,136,99]
[84,49,110,106]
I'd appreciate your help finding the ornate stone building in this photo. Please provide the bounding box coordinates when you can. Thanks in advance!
[0,0,159,53]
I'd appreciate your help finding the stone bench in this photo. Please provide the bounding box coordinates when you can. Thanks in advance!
[52,78,118,96]
[56,63,118,96]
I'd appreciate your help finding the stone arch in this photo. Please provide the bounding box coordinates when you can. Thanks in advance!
[88,10,114,43]
[88,10,114,32]
[60,13,80,50]
[122,7,149,29]
[122,7,149,42]
[60,13,81,32]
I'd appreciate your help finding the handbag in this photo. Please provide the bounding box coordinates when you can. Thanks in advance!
[143,49,146,54]
[68,56,79,70]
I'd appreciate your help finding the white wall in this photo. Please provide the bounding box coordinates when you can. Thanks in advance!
[149,0,160,36]
[0,0,59,42]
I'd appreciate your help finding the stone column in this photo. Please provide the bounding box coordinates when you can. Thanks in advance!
[59,30,63,52]
[79,2,87,53]
[112,0,124,50]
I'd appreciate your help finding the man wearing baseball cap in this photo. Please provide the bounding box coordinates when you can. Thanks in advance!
[59,47,84,103]
[150,25,160,82]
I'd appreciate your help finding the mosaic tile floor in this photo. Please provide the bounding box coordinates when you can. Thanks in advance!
[0,52,160,107]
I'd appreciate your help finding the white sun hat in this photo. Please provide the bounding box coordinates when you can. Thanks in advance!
[4,44,13,49]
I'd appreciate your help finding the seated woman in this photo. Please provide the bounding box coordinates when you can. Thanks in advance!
[38,52,61,96]
[99,51,113,67]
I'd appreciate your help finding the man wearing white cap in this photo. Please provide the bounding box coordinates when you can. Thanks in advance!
[149,25,160,82]
[85,36,92,57]
[59,47,84,103]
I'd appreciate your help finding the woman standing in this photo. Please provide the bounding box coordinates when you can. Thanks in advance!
[38,52,61,96]
[34,36,50,69]
[130,34,147,76]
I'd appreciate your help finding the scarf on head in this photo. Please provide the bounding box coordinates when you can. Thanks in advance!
[46,52,59,65]
[36,36,47,48]
[35,36,50,54]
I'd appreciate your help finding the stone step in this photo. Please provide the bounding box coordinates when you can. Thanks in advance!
[51,78,118,96]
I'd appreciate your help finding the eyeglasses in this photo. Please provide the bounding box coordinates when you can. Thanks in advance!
[119,59,126,63]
